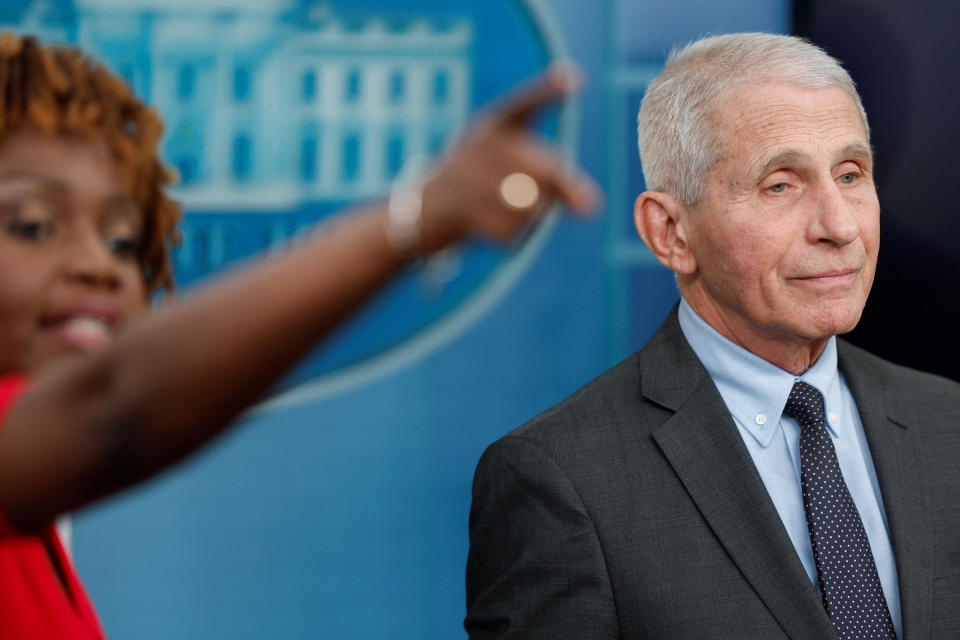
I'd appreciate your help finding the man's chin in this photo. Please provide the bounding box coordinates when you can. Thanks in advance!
[804,298,867,338]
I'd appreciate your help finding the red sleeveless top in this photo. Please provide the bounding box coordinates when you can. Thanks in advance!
[0,375,106,639]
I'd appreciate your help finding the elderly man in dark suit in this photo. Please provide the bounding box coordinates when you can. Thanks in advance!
[465,33,960,640]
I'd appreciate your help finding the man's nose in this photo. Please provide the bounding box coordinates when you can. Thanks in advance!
[63,231,123,290]
[810,180,860,246]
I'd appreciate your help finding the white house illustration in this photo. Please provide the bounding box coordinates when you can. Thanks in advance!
[7,0,473,272]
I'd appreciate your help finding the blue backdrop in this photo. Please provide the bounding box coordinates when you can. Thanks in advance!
[0,1,788,637]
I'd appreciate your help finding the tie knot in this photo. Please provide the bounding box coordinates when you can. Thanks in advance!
[783,380,826,427]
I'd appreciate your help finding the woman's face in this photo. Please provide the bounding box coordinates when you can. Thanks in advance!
[0,129,149,373]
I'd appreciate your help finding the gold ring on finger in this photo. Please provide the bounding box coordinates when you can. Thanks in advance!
[498,172,540,211]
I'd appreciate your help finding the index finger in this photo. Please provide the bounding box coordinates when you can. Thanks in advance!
[491,61,582,129]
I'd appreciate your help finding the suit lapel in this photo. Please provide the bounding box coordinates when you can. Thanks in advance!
[838,343,934,640]
[641,314,834,640]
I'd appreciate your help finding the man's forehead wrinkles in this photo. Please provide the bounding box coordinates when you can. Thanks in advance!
[730,102,807,137]
[727,91,864,131]
[736,111,863,139]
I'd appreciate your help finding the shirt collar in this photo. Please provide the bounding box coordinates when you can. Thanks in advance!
[677,298,844,447]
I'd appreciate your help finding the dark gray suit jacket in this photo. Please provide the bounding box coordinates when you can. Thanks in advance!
[466,310,960,639]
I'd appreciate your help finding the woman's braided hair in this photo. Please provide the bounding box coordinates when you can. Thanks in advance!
[0,31,181,292]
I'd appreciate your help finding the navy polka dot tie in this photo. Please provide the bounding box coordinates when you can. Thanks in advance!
[783,381,897,640]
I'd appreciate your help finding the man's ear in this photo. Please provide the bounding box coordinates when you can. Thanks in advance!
[634,191,697,275]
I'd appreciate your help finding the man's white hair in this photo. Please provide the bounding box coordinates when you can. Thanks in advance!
[637,32,869,205]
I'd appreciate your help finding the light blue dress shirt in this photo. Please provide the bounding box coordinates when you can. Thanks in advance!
[677,298,902,637]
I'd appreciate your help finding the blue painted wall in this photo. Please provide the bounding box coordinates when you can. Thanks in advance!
[2,0,789,637]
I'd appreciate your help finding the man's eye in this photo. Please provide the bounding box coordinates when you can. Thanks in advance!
[768,183,788,194]
[105,236,142,260]
[839,173,858,184]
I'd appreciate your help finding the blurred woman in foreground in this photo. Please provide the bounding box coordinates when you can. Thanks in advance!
[0,33,597,638]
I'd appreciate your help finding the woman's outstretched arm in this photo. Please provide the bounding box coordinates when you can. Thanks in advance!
[0,67,598,531]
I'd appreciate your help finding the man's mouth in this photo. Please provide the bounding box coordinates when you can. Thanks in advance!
[790,267,859,283]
